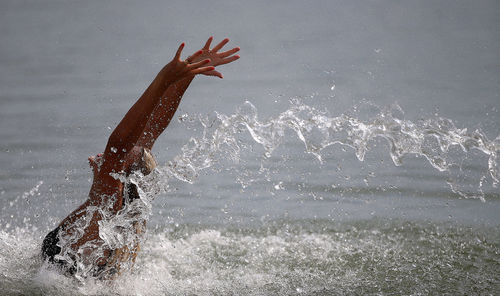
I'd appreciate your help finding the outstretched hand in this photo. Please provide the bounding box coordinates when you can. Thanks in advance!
[186,37,240,79]
[161,43,215,85]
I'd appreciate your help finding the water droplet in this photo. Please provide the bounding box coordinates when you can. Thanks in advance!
[111,147,117,153]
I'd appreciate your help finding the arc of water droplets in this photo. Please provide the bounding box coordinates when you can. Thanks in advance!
[135,100,498,202]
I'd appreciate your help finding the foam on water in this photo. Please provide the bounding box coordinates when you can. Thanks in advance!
[1,220,499,295]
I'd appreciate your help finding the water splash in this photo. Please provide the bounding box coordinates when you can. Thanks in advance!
[37,99,500,280]
[142,99,498,202]
[53,187,153,280]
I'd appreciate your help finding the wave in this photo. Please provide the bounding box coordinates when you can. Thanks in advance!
[1,220,498,295]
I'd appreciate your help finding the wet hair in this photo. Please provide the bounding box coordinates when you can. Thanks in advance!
[125,148,157,202]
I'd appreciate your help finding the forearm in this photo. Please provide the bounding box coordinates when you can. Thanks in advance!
[136,76,195,149]
[106,67,172,155]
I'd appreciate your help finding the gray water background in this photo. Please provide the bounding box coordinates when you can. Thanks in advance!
[1,0,499,228]
[0,0,499,294]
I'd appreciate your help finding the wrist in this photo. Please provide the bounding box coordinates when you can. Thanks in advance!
[158,63,177,86]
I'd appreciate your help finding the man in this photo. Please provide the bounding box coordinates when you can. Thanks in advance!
[41,37,240,279]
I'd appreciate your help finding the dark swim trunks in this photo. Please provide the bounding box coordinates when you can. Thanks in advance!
[42,227,113,278]
[41,226,77,275]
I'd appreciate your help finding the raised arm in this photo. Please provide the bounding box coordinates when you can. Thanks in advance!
[105,43,213,159]
[91,43,215,205]
[136,37,240,150]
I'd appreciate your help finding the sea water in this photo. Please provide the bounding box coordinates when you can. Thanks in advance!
[1,0,499,295]
[1,100,499,294]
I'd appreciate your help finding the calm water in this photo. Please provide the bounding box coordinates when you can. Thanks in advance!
[1,0,499,295]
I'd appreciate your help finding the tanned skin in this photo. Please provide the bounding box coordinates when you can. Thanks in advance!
[52,37,240,270]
